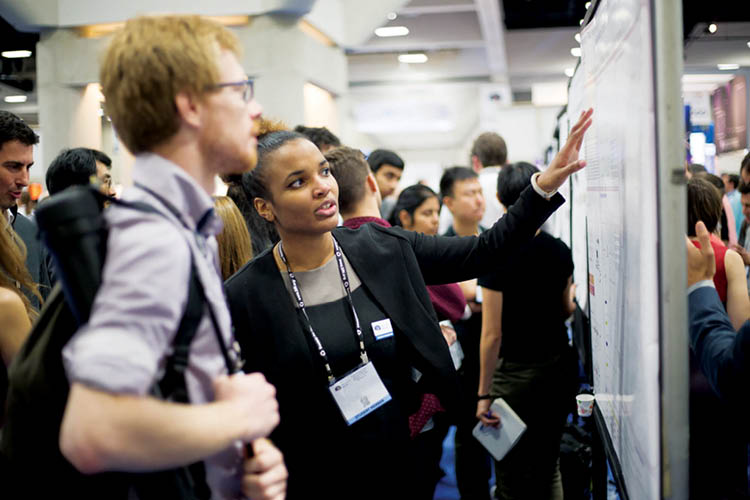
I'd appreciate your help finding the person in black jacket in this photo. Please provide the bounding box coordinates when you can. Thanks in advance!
[225,109,593,499]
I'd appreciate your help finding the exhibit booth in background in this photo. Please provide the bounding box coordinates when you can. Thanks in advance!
[684,72,749,173]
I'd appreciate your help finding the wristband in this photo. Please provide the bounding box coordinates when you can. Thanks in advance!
[477,394,492,401]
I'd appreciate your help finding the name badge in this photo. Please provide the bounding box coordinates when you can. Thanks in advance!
[329,362,392,425]
[371,318,394,340]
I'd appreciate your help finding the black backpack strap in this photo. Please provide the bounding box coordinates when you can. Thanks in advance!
[113,199,212,500]
[129,183,239,375]
[155,262,204,403]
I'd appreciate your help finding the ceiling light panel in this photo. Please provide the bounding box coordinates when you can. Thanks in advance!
[1,50,32,58]
[398,53,428,64]
[375,26,410,37]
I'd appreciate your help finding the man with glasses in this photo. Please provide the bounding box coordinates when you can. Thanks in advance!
[57,16,286,500]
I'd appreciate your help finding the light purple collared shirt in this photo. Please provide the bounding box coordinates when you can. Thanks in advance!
[63,153,242,499]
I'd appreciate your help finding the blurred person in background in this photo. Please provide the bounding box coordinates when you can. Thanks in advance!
[367,148,405,221]
[214,195,253,281]
[0,215,41,425]
[293,125,340,153]
[0,111,51,307]
[686,176,749,499]
[476,162,579,500]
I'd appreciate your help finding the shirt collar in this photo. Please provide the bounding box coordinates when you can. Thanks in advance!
[130,153,223,237]
[343,216,391,230]
[6,205,17,226]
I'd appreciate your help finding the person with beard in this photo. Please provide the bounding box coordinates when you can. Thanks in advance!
[57,15,285,500]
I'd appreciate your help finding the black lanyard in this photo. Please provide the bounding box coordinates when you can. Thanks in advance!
[278,236,368,383]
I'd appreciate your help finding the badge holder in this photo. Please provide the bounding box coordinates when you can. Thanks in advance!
[329,360,392,425]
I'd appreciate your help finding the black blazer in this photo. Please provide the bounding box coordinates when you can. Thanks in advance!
[226,184,561,412]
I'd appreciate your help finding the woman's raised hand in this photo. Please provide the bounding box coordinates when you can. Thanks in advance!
[537,108,593,193]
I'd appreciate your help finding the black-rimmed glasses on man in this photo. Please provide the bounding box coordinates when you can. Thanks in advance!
[210,79,254,102]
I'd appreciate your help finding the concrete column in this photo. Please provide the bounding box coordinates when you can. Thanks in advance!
[36,28,105,176]
[235,14,348,128]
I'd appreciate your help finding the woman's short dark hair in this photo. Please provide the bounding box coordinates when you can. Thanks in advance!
[496,162,539,208]
[389,184,439,227]
[687,177,722,236]
[224,175,279,256]
[242,130,306,202]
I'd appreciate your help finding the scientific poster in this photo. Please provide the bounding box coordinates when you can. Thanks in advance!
[578,0,661,497]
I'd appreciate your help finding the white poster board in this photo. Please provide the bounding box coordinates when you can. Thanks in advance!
[569,0,661,498]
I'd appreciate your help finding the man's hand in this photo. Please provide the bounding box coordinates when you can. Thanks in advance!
[730,243,750,265]
[440,324,457,346]
[242,439,287,500]
[537,108,594,193]
[213,373,279,442]
[476,399,501,428]
[687,221,716,287]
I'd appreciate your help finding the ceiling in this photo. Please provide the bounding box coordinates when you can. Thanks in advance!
[347,0,586,91]
[0,0,749,122]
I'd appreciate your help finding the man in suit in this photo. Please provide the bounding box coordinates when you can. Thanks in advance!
[687,220,749,408]
[0,111,51,306]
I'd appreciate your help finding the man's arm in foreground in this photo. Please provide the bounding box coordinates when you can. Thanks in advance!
[687,220,750,403]
[60,373,278,474]
[688,286,750,403]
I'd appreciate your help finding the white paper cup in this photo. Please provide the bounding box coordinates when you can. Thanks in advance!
[576,394,595,417]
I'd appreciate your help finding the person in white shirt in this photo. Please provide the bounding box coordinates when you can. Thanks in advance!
[439,132,508,234]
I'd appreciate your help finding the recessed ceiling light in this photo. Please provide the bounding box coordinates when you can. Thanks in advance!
[1,50,32,58]
[398,53,428,64]
[718,63,740,70]
[708,23,717,33]
[565,68,575,77]
[747,41,750,49]
[375,26,409,37]
[4,95,27,103]
[575,33,581,43]
[579,19,584,26]
[585,1,591,8]
[571,47,582,57]
[387,12,397,21]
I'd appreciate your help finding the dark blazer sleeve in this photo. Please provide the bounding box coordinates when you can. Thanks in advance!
[12,213,51,304]
[391,185,563,285]
[689,285,750,404]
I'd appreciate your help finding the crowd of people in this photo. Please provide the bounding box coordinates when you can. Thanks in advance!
[0,11,745,500]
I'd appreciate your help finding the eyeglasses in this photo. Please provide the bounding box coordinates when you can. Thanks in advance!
[210,79,254,102]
